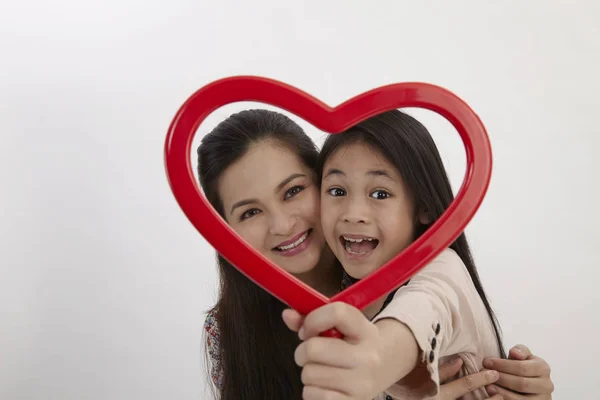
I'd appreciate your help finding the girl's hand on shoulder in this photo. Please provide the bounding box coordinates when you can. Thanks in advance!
[282,302,383,400]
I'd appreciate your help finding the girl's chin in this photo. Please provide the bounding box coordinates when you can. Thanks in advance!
[341,265,376,281]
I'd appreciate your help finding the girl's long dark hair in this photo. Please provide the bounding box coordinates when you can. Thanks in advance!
[315,109,506,358]
[197,109,321,399]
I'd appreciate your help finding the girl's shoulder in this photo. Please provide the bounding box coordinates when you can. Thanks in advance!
[426,247,467,273]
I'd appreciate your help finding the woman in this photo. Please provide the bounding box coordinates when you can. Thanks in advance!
[197,109,554,399]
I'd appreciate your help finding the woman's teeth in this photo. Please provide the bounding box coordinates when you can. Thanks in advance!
[276,231,309,251]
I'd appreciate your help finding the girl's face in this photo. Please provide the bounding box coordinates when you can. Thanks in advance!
[218,140,327,275]
[320,142,418,279]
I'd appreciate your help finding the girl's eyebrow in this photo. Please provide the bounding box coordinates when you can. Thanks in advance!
[323,168,396,182]
[367,169,396,182]
[323,168,345,179]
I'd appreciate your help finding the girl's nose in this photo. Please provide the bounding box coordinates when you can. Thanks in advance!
[342,197,371,224]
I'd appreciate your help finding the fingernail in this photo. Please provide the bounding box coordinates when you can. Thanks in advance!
[452,356,461,364]
[487,370,499,380]
[513,348,523,355]
[298,327,305,340]
[483,359,493,368]
[487,384,498,394]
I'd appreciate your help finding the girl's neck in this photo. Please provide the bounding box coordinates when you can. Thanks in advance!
[363,294,389,320]
[294,248,341,297]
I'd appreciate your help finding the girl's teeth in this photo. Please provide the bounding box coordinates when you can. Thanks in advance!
[277,231,308,251]
[343,236,374,242]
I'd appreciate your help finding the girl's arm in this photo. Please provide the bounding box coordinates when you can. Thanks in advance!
[283,304,495,400]
[284,305,554,400]
[282,248,499,399]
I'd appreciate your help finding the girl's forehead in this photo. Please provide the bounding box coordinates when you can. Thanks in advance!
[325,141,389,168]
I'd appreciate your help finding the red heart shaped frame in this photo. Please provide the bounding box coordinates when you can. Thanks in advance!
[164,76,492,319]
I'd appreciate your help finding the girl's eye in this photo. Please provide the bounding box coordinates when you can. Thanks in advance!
[240,208,261,221]
[370,190,391,200]
[327,187,346,197]
[284,185,305,200]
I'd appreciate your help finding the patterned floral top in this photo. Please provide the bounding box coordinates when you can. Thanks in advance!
[203,272,355,390]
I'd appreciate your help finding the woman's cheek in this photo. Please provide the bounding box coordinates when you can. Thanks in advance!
[236,222,266,252]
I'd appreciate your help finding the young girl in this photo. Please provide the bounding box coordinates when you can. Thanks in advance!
[283,109,505,399]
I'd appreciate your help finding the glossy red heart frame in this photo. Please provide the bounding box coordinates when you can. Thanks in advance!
[164,76,492,317]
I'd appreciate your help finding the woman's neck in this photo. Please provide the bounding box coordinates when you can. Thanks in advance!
[294,248,341,297]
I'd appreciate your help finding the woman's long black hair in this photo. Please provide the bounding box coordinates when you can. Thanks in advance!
[197,109,325,399]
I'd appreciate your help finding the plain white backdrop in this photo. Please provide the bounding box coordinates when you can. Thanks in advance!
[1,0,598,398]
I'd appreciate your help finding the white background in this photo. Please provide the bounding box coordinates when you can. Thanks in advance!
[1,1,599,398]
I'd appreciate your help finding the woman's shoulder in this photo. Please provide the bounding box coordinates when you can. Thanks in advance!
[204,308,220,348]
[203,308,223,389]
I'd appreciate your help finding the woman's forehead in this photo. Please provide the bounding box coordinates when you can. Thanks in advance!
[218,142,311,201]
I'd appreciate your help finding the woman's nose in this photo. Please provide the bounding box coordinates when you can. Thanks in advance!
[268,209,296,236]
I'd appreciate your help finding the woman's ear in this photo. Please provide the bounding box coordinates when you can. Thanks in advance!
[418,209,431,225]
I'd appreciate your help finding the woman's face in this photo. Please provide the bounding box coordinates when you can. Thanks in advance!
[218,140,327,275]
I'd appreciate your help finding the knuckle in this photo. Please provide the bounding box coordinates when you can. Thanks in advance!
[332,302,347,321]
[541,363,552,376]
[301,365,318,384]
[517,362,531,376]
[465,375,476,391]
[294,345,303,365]
[304,340,320,361]
[366,350,382,369]
[515,376,529,392]
[302,386,319,400]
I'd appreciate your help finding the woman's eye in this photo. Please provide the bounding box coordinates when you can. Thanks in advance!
[327,187,346,197]
[370,190,390,200]
[240,208,261,220]
[284,185,304,199]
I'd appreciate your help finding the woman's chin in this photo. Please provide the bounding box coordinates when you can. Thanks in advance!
[273,252,320,276]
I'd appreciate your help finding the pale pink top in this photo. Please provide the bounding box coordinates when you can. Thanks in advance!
[204,248,501,399]
[372,248,501,400]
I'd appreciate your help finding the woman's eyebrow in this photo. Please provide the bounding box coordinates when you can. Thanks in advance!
[230,198,257,215]
[275,173,306,193]
[229,173,307,215]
